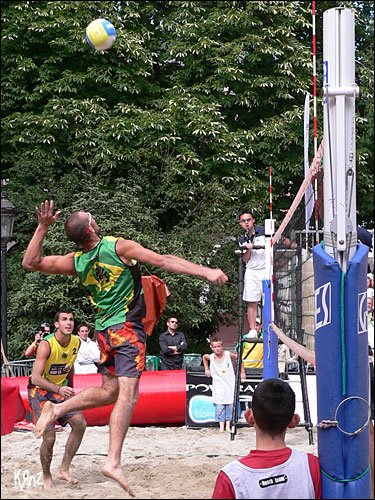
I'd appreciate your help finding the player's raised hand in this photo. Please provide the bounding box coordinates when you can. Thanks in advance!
[36,200,62,227]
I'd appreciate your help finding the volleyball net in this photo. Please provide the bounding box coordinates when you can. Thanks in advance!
[270,141,324,367]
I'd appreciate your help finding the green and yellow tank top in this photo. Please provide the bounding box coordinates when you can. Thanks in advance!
[74,236,146,330]
[37,333,80,387]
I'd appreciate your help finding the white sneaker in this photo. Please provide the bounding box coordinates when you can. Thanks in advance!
[247,329,257,338]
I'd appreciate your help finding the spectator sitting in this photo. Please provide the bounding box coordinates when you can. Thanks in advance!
[73,323,100,374]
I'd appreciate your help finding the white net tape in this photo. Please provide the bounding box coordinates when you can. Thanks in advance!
[272,140,323,246]
[271,140,324,357]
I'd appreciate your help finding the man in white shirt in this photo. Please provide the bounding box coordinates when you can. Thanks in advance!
[238,209,266,337]
[74,323,100,374]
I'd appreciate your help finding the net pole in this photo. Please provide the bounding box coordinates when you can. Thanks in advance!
[269,165,274,324]
[312,1,319,246]
[231,248,245,441]
[263,166,277,380]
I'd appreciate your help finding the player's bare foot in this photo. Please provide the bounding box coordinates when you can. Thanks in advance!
[43,476,54,490]
[34,401,57,438]
[101,464,135,497]
[57,469,79,484]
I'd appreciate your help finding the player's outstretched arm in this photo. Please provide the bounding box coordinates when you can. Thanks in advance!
[116,239,228,284]
[22,200,76,276]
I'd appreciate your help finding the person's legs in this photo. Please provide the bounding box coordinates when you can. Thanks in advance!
[34,373,119,438]
[35,321,145,496]
[247,301,258,331]
[57,413,87,484]
[243,269,264,332]
[224,404,233,432]
[215,404,225,432]
[40,428,56,490]
[99,321,145,495]
[101,376,139,497]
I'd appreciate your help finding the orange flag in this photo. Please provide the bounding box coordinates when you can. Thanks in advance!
[141,275,170,335]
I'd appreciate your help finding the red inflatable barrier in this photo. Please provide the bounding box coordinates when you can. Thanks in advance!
[1,370,186,427]
[1,379,25,435]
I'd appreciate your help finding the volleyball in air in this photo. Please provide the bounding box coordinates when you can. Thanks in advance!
[86,19,116,51]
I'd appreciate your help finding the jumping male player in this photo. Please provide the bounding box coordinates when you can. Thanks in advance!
[22,200,228,496]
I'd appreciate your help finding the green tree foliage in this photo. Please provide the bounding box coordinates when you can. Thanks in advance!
[1,1,373,359]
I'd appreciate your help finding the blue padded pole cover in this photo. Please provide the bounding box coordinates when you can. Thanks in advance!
[313,244,345,498]
[343,243,371,499]
[313,243,371,499]
[262,279,278,379]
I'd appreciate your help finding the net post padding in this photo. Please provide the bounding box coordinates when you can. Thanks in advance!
[263,281,279,379]
[272,140,323,246]
[270,321,316,367]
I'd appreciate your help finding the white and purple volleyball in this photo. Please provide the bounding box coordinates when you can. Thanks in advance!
[86,19,116,51]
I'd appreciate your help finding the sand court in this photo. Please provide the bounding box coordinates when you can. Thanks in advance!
[1,424,318,499]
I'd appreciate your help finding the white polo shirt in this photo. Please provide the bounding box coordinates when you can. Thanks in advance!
[74,337,100,374]
[239,226,266,270]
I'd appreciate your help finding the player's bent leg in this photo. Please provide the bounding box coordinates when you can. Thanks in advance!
[34,373,118,438]
[101,376,139,497]
[40,428,56,490]
[57,413,87,484]
[34,401,58,439]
